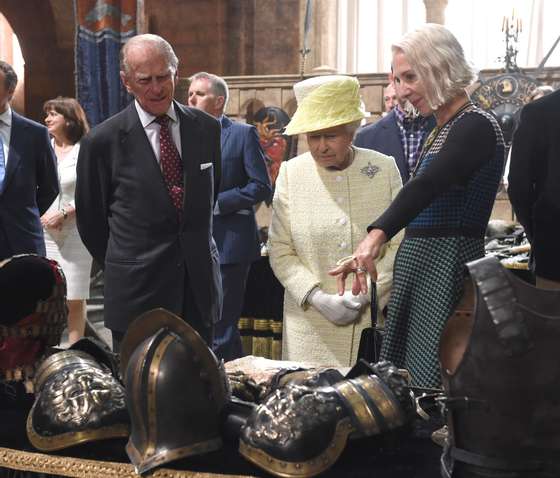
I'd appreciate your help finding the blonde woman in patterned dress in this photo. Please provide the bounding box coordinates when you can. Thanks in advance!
[331,24,505,387]
[268,75,403,367]
[41,97,92,344]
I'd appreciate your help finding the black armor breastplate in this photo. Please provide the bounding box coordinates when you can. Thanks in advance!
[440,256,560,478]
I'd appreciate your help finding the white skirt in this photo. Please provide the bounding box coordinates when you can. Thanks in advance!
[44,222,93,300]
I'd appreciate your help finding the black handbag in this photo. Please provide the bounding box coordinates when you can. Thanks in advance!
[356,281,384,363]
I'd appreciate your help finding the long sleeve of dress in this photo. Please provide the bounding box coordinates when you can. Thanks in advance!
[370,112,497,239]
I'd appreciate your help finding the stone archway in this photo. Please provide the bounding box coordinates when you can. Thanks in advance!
[0,0,75,121]
[0,12,24,112]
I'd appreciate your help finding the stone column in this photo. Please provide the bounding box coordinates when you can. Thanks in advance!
[305,0,338,74]
[423,0,448,24]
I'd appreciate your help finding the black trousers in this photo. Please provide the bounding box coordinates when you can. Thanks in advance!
[111,269,214,353]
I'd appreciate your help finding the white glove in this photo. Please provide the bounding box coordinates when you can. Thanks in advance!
[308,289,367,326]
[341,291,370,311]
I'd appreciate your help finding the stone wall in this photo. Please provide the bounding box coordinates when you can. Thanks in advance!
[3,0,560,124]
[144,0,302,77]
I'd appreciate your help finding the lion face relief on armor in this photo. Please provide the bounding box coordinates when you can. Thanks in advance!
[248,385,344,448]
[47,366,125,427]
[27,349,130,451]
[239,361,414,478]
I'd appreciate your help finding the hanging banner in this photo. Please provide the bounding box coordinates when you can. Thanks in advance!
[75,0,137,126]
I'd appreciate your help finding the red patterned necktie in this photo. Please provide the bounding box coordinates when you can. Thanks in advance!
[155,115,184,210]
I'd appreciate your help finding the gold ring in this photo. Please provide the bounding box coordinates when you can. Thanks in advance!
[336,255,356,267]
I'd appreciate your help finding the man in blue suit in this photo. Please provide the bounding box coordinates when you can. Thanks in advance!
[188,72,271,361]
[0,61,58,261]
[354,82,434,184]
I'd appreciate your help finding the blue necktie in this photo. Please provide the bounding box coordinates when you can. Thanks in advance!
[0,136,5,191]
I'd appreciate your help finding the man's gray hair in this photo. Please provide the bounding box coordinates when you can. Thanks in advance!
[120,34,179,76]
[0,61,18,92]
[189,72,229,106]
[392,23,476,111]
[529,85,554,102]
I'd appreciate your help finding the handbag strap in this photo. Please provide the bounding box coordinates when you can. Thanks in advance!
[370,280,378,328]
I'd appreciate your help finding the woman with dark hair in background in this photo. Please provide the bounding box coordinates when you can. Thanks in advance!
[41,97,92,344]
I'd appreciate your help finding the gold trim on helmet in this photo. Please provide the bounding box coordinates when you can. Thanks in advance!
[333,381,380,436]
[128,437,223,475]
[146,334,174,458]
[26,414,129,452]
[239,418,354,478]
[33,350,96,391]
[122,309,229,475]
[359,375,406,429]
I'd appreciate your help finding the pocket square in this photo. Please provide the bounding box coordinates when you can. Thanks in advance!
[200,162,213,170]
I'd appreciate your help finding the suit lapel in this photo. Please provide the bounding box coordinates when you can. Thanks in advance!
[175,101,202,215]
[2,112,27,195]
[121,103,177,214]
[220,115,232,151]
[120,101,205,220]
[388,111,404,150]
[122,103,161,173]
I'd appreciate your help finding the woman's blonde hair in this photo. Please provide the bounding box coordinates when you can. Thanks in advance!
[392,24,476,110]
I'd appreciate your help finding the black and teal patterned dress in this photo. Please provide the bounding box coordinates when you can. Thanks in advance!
[371,103,505,387]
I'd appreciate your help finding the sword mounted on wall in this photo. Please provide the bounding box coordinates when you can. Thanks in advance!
[299,0,313,77]
[535,33,560,74]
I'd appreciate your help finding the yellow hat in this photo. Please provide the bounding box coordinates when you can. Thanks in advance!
[284,75,366,136]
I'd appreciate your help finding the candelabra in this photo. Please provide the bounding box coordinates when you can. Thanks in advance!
[500,11,522,71]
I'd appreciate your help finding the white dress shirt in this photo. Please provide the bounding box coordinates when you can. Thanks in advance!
[134,100,182,164]
[0,106,12,168]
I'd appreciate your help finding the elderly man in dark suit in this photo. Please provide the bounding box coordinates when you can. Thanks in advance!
[509,89,560,289]
[188,72,271,361]
[354,81,434,185]
[0,61,58,261]
[76,35,222,351]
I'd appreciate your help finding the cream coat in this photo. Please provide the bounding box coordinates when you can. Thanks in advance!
[268,147,403,367]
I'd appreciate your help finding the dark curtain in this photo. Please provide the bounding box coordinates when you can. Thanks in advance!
[239,257,284,359]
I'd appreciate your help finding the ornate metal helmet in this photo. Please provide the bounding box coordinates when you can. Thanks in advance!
[0,254,67,390]
[120,308,230,475]
[239,361,413,478]
[27,338,129,451]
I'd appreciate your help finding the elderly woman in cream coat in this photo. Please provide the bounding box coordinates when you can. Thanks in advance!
[268,75,403,367]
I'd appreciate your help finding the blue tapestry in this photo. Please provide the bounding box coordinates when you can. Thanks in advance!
[75,0,137,126]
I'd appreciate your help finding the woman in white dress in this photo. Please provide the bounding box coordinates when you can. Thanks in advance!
[41,97,92,344]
